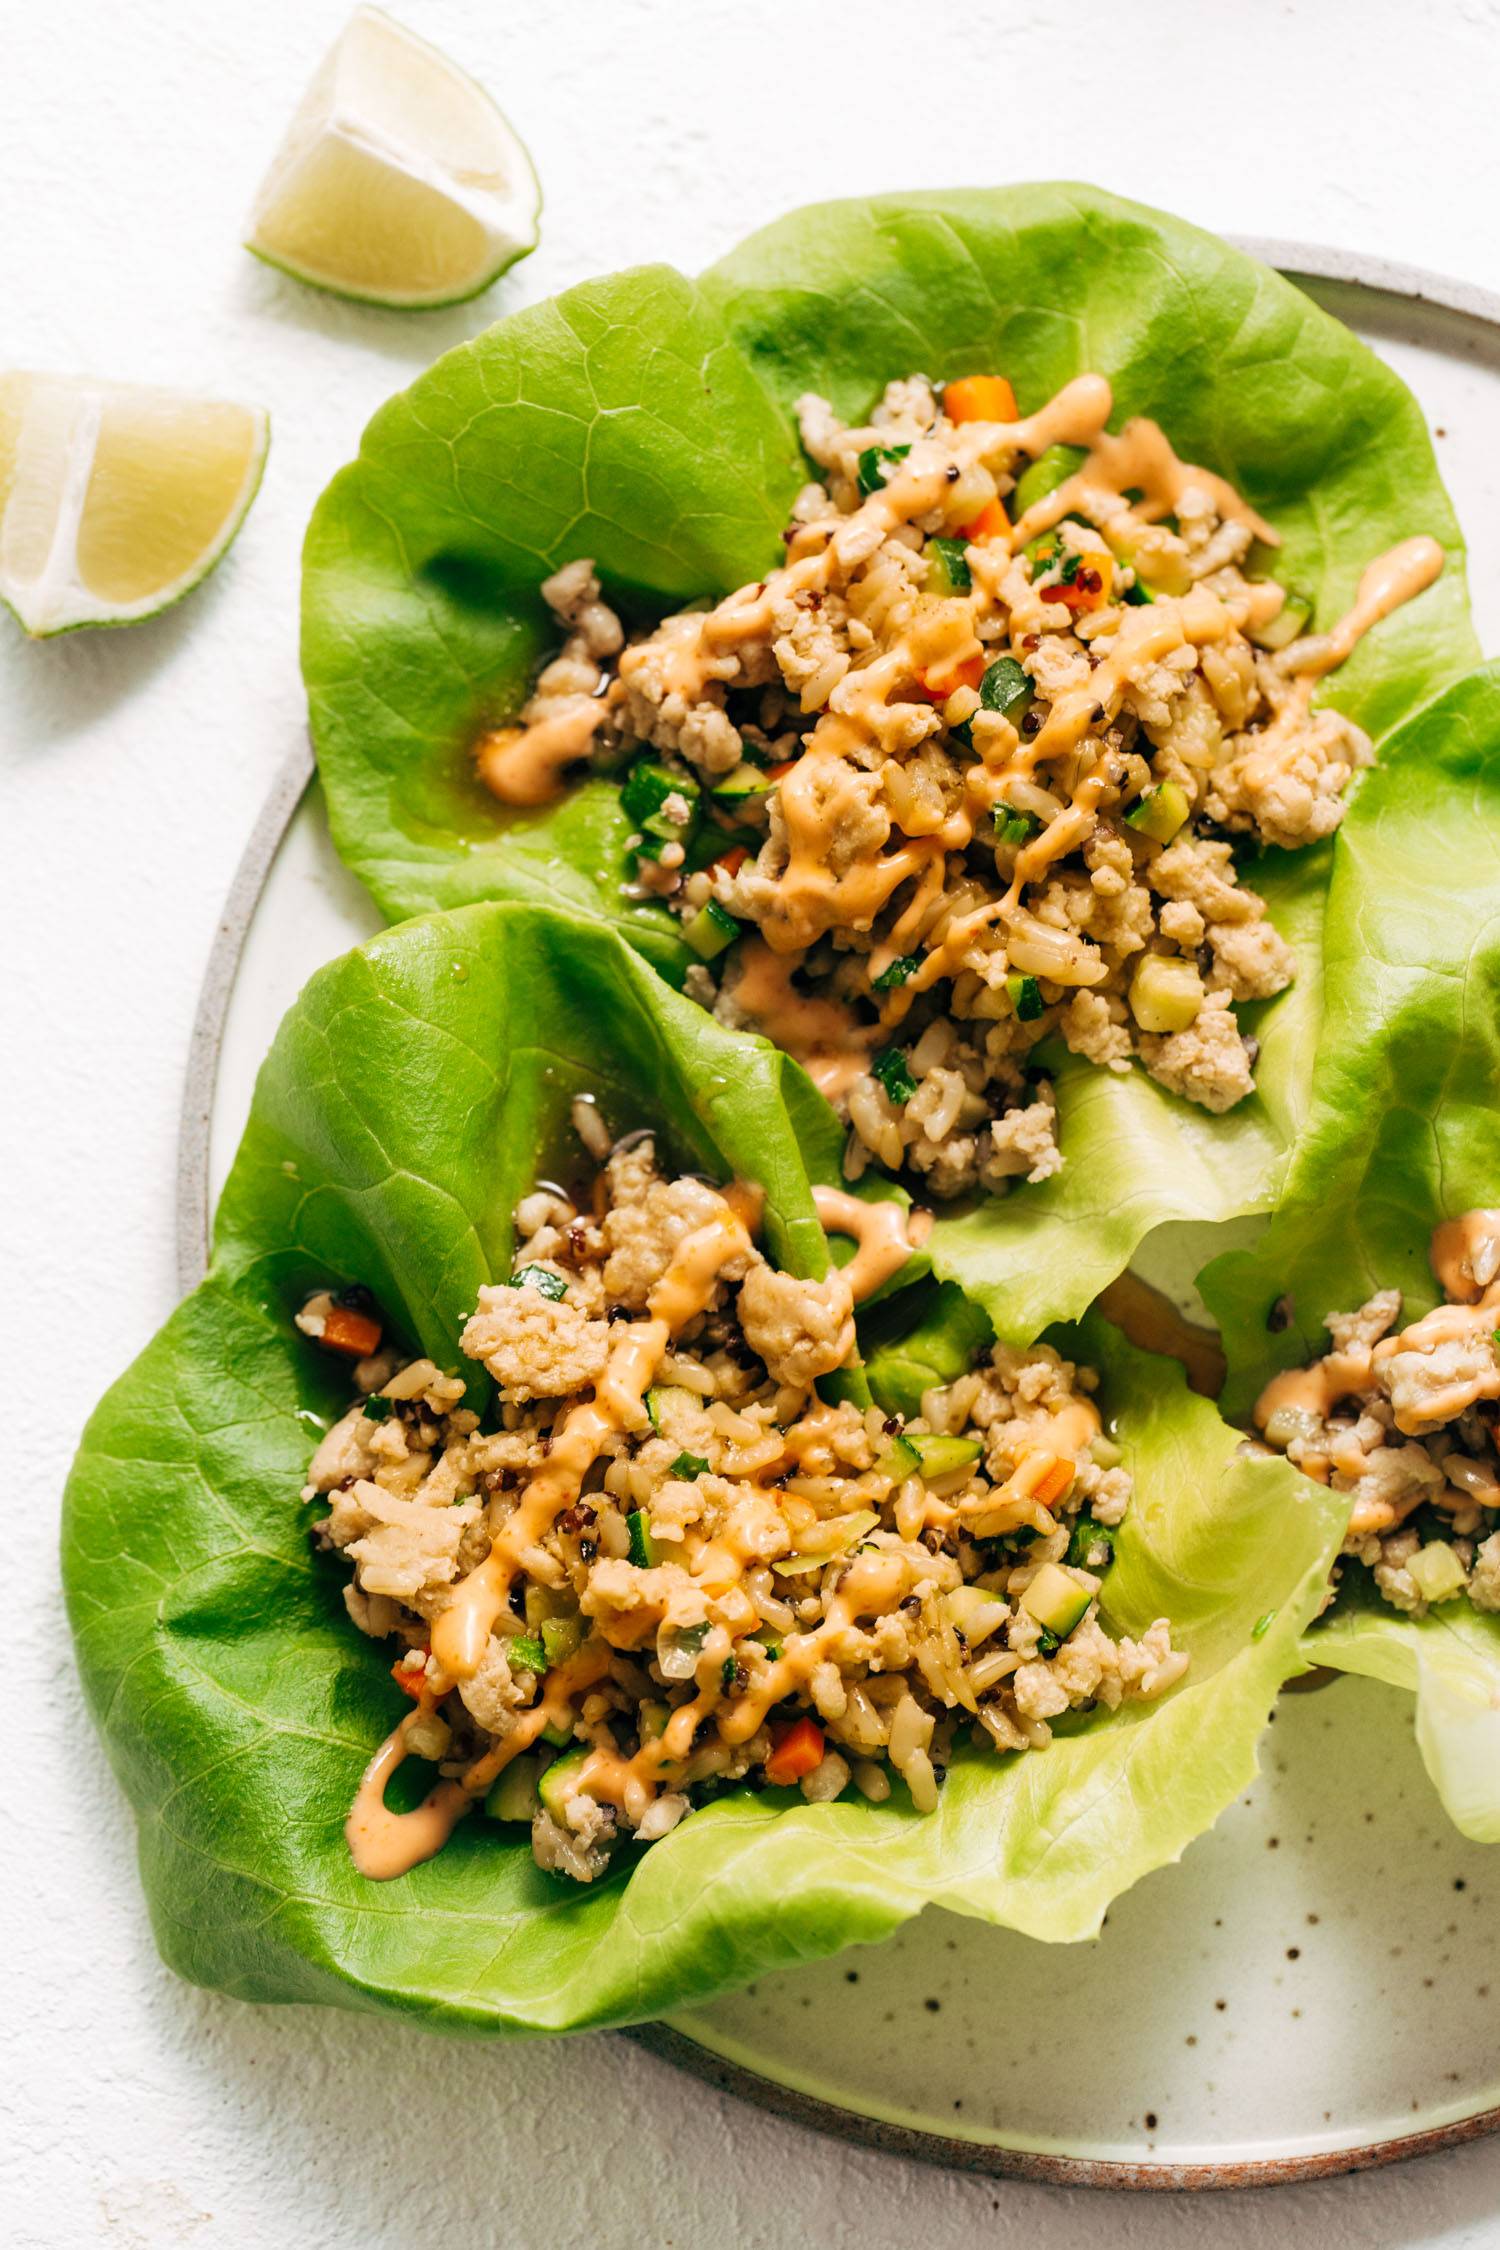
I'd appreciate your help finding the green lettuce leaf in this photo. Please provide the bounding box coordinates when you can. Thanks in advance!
[1202,664,1500,1839]
[64,902,1346,2033]
[303,183,1474,1329]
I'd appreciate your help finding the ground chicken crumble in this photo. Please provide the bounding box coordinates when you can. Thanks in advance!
[1254,1211,1500,1622]
[299,1128,1185,1882]
[475,368,1439,1200]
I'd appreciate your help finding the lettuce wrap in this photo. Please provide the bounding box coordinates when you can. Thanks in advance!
[1203,665,1500,1842]
[63,903,1345,2032]
[301,183,1475,1337]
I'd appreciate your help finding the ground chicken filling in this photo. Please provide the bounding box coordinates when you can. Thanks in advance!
[300,1124,1185,1884]
[1254,1209,1500,1620]
[476,370,1441,1200]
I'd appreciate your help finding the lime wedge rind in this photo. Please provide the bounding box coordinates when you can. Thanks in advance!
[0,374,269,639]
[245,7,541,312]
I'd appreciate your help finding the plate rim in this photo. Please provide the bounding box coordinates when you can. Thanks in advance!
[176,235,1500,2189]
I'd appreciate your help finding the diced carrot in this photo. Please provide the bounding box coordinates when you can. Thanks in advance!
[1047,554,1114,615]
[915,649,987,703]
[392,1657,428,1700]
[321,1304,383,1358]
[957,497,1009,543]
[944,374,1018,424]
[710,845,749,878]
[764,1716,825,1786]
[1029,1455,1076,1508]
[765,759,799,781]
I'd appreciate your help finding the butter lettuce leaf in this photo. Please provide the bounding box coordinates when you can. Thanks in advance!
[65,903,1345,2033]
[303,183,1474,1321]
[1202,665,1500,1840]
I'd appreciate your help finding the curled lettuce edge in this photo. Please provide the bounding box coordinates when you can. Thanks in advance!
[63,900,1348,2033]
[1202,664,1500,1844]
[300,181,1476,1340]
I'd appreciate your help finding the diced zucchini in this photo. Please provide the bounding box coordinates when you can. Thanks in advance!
[657,1620,711,1679]
[523,1582,570,1629]
[1129,955,1204,1035]
[1408,1542,1469,1605]
[506,1630,546,1675]
[876,1431,921,1481]
[924,536,973,597]
[540,1614,584,1669]
[621,760,699,838]
[978,655,1034,722]
[1019,1560,1091,1639]
[1009,444,1087,517]
[1121,577,1155,607]
[540,1716,574,1748]
[878,1432,982,1483]
[638,1700,670,1743]
[942,1585,1009,1646]
[626,1509,657,1568]
[709,764,773,801]
[1248,590,1313,652]
[856,442,911,497]
[537,1746,590,1818]
[1006,971,1045,1022]
[1125,781,1191,844]
[508,1262,567,1301]
[1088,1435,1123,1470]
[485,1756,542,1824]
[683,899,741,961]
[871,1047,917,1104]
[645,1383,693,1434]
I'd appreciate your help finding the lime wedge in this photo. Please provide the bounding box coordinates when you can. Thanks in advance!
[0,374,268,638]
[246,7,541,310]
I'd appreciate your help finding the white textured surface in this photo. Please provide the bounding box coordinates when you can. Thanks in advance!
[9,0,1500,2241]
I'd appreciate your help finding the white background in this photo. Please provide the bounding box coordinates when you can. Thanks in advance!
[7,1,1500,2242]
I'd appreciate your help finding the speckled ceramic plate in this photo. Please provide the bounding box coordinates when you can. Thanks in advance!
[181,246,1500,2189]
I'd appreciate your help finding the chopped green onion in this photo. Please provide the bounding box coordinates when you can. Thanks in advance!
[509,1263,567,1301]
[1126,781,1191,844]
[1065,1515,1115,1571]
[1006,971,1045,1022]
[978,656,1035,722]
[720,1655,738,1693]
[1251,1610,1276,1641]
[626,1510,657,1568]
[993,805,1041,847]
[1037,1627,1061,1657]
[924,536,973,596]
[872,953,921,990]
[669,1449,710,1479]
[1122,578,1155,607]
[683,898,742,961]
[759,1641,782,1663]
[871,1047,917,1104]
[361,1395,395,1421]
[507,1631,547,1674]
[856,442,911,497]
